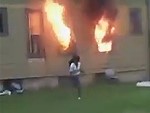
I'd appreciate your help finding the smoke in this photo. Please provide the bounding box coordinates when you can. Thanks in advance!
[84,0,117,21]
[82,0,118,43]
[48,0,118,44]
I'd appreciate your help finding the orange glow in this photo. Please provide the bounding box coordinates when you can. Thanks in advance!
[95,16,114,52]
[111,27,115,34]
[45,0,71,50]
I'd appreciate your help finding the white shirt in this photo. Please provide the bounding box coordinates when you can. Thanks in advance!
[69,62,81,75]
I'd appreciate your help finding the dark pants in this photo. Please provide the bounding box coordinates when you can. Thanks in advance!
[71,75,81,98]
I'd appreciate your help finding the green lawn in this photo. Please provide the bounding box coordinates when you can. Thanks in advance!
[0,83,150,113]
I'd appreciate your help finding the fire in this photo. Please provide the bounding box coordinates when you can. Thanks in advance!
[45,0,71,50]
[95,16,114,52]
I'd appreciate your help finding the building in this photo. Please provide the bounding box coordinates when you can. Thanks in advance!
[0,0,149,88]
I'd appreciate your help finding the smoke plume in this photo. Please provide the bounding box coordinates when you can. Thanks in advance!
[84,0,117,21]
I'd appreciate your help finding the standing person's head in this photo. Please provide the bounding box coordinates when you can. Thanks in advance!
[75,55,80,62]
[69,54,80,67]
[69,54,76,67]
[73,55,80,67]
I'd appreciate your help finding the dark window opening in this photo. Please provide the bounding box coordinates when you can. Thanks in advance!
[0,13,4,33]
[129,8,143,35]
[0,8,8,36]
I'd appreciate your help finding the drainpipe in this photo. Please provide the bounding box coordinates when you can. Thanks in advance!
[146,0,150,80]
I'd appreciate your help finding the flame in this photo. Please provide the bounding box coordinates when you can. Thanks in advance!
[111,27,115,34]
[95,16,114,52]
[45,0,71,50]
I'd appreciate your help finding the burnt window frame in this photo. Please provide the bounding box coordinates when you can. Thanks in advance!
[26,9,45,59]
[0,7,8,37]
[129,8,143,35]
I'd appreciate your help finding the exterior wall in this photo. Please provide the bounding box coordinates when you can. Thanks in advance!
[0,0,149,82]
[110,0,149,82]
[108,0,148,77]
[0,5,28,79]
[0,1,46,79]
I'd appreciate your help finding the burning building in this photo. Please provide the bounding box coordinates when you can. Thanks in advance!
[0,0,149,88]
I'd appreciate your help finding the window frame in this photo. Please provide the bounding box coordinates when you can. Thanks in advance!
[25,8,45,59]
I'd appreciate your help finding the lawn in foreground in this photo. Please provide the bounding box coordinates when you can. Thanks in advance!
[0,83,150,113]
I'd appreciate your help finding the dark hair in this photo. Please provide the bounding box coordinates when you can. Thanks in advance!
[74,55,80,67]
[68,58,74,67]
[68,55,80,67]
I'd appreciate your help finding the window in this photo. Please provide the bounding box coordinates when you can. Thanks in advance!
[129,8,142,35]
[26,9,45,58]
[0,7,8,36]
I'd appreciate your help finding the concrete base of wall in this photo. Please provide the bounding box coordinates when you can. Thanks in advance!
[58,74,95,87]
[117,70,148,82]
[23,77,59,90]
[58,76,72,87]
[80,74,95,86]
[0,70,149,91]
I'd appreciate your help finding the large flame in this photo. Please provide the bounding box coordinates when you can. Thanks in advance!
[95,16,114,52]
[45,0,71,50]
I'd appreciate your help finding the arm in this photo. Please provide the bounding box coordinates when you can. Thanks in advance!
[69,63,75,75]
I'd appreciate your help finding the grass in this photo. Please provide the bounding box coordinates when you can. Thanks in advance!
[1,83,150,113]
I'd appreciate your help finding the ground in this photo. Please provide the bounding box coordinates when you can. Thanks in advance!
[0,83,150,113]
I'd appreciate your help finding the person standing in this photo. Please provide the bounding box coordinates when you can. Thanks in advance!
[69,55,82,100]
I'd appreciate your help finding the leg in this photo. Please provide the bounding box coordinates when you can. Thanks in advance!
[71,76,81,99]
[74,76,81,99]
[77,76,81,98]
